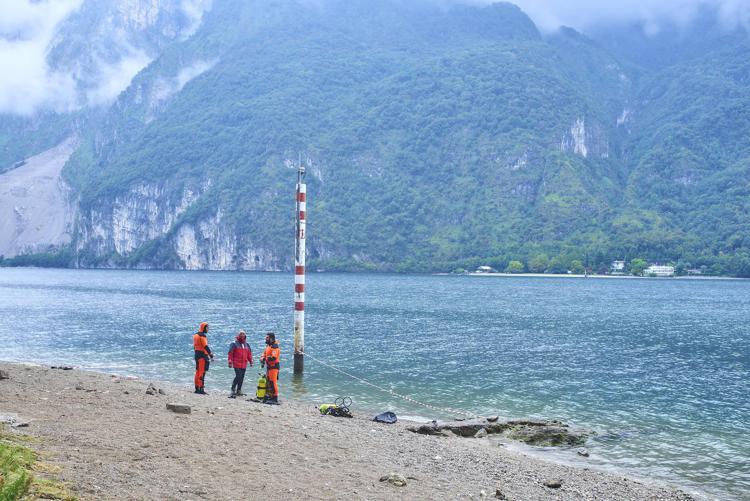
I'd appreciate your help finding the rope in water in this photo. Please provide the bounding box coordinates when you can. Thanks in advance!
[305,353,478,419]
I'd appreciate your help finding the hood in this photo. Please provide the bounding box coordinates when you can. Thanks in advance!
[199,322,209,333]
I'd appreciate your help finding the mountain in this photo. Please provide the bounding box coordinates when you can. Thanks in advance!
[1,0,749,276]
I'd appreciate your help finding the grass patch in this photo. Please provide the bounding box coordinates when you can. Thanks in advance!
[0,440,34,501]
[0,426,75,501]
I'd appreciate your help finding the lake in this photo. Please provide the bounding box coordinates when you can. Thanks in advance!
[0,268,748,499]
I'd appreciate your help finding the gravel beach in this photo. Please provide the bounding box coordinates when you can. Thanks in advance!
[0,362,696,500]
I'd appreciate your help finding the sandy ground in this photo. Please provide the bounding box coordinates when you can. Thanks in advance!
[0,138,77,258]
[0,362,695,501]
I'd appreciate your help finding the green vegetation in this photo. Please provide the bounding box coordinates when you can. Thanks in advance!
[505,261,525,273]
[630,258,648,276]
[0,440,33,501]
[4,1,748,277]
[0,426,75,501]
[0,249,74,269]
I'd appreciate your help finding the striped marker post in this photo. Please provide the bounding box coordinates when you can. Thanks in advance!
[293,164,306,374]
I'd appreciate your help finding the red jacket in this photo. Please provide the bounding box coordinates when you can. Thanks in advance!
[228,339,253,369]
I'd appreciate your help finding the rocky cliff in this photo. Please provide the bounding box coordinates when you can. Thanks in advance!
[3,0,750,275]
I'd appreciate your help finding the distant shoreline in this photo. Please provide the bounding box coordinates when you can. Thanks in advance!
[1,266,747,281]
[439,272,748,280]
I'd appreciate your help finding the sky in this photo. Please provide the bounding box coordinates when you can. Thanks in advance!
[0,0,748,116]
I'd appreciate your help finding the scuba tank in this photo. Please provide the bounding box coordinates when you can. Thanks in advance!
[256,373,268,400]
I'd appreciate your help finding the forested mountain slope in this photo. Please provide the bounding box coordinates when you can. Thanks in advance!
[2,0,749,275]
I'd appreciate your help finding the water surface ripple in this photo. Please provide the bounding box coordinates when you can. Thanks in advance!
[1,269,748,499]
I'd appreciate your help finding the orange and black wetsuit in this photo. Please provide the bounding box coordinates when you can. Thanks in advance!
[193,322,212,393]
[261,342,281,401]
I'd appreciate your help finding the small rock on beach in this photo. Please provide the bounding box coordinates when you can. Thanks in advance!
[166,403,191,414]
[380,473,408,487]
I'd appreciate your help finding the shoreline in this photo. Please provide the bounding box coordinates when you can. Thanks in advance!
[1,267,747,281]
[0,361,700,500]
[455,272,746,280]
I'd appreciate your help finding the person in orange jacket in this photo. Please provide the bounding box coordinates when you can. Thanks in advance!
[260,332,280,404]
[193,322,214,394]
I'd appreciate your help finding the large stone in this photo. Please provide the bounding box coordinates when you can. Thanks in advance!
[166,403,191,414]
[474,428,488,438]
[507,425,587,447]
[0,369,9,380]
[407,418,590,446]
[379,473,407,487]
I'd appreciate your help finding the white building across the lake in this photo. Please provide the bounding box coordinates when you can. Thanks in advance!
[476,265,497,273]
[611,260,625,274]
[645,265,675,277]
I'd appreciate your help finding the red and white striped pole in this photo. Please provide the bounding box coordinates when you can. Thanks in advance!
[293,163,306,374]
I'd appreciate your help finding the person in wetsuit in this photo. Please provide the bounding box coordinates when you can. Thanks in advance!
[193,322,214,394]
[260,332,280,404]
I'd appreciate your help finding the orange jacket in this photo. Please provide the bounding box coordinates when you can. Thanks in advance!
[262,343,280,370]
[193,323,212,358]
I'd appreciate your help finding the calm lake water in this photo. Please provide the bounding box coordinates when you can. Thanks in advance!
[1,268,748,499]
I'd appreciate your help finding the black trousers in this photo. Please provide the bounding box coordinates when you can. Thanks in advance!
[231,368,246,393]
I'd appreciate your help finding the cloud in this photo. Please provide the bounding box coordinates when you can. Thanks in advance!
[490,0,750,33]
[0,0,213,116]
[180,0,213,38]
[175,59,217,90]
[0,0,82,115]
[86,50,153,106]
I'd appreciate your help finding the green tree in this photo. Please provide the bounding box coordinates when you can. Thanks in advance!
[505,260,524,273]
[630,258,648,276]
[569,260,585,274]
[547,256,569,274]
[528,253,549,273]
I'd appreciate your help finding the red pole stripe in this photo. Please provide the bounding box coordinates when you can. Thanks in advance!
[295,302,305,311]
[299,211,306,220]
[297,193,306,202]
[295,283,304,293]
[295,266,305,274]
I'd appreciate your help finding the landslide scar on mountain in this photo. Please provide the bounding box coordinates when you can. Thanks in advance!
[0,138,78,258]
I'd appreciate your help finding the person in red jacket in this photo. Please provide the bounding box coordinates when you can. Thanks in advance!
[193,322,214,395]
[228,330,253,398]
